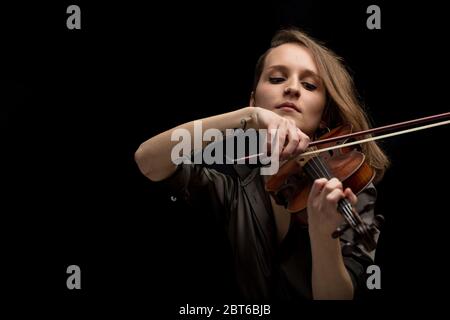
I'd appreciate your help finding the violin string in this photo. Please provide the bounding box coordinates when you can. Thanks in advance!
[311,157,358,228]
[307,155,357,228]
[305,154,357,228]
[307,151,361,228]
[303,146,359,228]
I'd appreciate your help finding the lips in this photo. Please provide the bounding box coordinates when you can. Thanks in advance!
[275,102,300,112]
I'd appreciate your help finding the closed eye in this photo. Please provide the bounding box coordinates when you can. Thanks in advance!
[302,82,317,91]
[269,77,285,84]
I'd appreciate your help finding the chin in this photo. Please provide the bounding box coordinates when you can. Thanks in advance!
[275,111,301,124]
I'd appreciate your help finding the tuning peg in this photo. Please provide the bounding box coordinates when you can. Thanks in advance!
[332,221,350,239]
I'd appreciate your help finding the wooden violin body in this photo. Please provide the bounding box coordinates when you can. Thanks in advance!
[265,124,380,251]
[266,124,375,212]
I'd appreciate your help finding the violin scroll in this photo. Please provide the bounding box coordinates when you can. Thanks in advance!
[333,213,385,252]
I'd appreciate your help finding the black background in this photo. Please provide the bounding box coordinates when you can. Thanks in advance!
[5,0,450,317]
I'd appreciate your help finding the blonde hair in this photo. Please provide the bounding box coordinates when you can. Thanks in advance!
[253,28,390,183]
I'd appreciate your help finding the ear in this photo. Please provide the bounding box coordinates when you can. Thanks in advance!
[249,91,256,107]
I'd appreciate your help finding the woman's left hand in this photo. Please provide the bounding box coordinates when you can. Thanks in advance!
[307,177,357,238]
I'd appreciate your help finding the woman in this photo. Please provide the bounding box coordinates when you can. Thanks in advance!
[135,28,389,300]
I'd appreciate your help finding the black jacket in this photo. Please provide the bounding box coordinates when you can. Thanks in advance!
[163,162,379,301]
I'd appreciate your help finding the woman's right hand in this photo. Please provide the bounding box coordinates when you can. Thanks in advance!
[250,107,310,161]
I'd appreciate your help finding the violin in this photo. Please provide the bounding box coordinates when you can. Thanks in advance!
[266,124,381,251]
[263,112,450,252]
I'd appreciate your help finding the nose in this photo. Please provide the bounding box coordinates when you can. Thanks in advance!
[283,81,300,98]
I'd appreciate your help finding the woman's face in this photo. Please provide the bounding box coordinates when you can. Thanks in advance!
[252,43,327,137]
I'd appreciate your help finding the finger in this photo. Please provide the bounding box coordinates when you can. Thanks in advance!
[323,178,343,194]
[266,124,277,156]
[309,178,328,198]
[326,188,345,206]
[277,127,287,160]
[290,127,309,156]
[344,188,358,206]
[296,129,310,154]
[294,140,304,156]
[293,128,304,155]
[281,123,300,159]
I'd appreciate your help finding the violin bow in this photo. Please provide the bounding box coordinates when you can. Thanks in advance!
[300,111,450,157]
[233,112,450,161]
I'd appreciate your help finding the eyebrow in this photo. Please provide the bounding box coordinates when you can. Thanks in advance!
[266,64,322,82]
